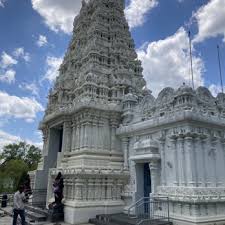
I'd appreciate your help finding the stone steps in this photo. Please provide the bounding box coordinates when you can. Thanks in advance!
[25,205,48,224]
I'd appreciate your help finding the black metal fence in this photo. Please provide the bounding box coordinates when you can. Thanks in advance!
[26,189,47,209]
[0,189,47,209]
[128,197,170,225]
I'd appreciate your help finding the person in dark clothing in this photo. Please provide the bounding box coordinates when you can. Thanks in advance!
[53,172,64,204]
[24,174,32,199]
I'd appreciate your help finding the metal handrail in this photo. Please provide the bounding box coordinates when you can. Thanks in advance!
[0,189,47,209]
[128,196,170,225]
[128,197,149,217]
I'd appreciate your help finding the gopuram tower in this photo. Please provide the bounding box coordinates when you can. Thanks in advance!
[34,0,146,223]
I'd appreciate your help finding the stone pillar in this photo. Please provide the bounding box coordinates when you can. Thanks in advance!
[221,139,225,185]
[92,116,98,150]
[177,136,185,186]
[62,121,72,153]
[201,135,208,187]
[42,127,49,156]
[72,177,76,200]
[76,123,81,150]
[95,178,101,200]
[98,120,104,150]
[149,160,159,194]
[110,117,118,152]
[79,123,84,149]
[184,135,195,186]
[195,135,203,186]
[211,137,218,187]
[75,178,84,200]
[71,120,76,151]
[83,122,89,148]
[81,123,85,149]
[159,138,166,186]
[106,179,113,200]
[122,137,129,170]
[170,137,179,186]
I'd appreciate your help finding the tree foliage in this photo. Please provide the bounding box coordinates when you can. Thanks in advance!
[0,142,42,170]
[0,142,42,193]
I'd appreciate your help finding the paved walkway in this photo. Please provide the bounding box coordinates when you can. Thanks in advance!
[0,209,12,225]
[0,208,93,225]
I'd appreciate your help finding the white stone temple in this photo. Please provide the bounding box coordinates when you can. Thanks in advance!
[33,0,225,224]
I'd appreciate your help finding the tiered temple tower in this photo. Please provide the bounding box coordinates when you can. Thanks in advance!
[34,0,146,223]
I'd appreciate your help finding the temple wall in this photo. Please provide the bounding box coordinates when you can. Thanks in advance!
[118,118,225,225]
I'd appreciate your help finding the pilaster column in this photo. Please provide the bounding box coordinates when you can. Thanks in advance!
[62,121,72,153]
[122,137,129,170]
[159,137,166,186]
[92,116,98,150]
[149,160,159,194]
[75,178,84,200]
[177,136,185,186]
[110,117,118,152]
[98,120,104,150]
[42,128,49,156]
[95,178,101,200]
[88,178,95,200]
[83,122,89,148]
[170,136,179,186]
[76,123,81,150]
[71,120,76,151]
[200,135,208,187]
[184,135,195,186]
[194,135,202,186]
[211,137,218,187]
[106,179,113,200]
[72,178,76,200]
[221,139,225,185]
[79,123,84,149]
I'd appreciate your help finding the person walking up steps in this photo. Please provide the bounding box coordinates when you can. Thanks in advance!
[12,185,26,225]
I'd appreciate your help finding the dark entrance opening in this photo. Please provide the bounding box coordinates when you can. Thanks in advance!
[143,163,151,213]
[58,128,63,153]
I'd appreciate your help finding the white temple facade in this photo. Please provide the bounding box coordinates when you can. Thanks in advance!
[33,0,225,224]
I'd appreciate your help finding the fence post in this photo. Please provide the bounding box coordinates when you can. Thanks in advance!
[167,197,170,222]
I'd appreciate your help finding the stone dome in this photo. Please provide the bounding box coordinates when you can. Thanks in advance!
[142,86,152,96]
[176,83,194,96]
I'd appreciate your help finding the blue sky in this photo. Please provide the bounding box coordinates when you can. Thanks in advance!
[0,0,225,150]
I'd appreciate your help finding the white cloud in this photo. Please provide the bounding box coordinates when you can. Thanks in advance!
[37,35,48,47]
[125,0,158,29]
[193,0,225,43]
[0,130,21,151]
[0,69,16,84]
[43,56,63,82]
[31,0,158,34]
[0,52,17,69]
[13,47,31,62]
[31,0,82,34]
[0,130,43,151]
[0,0,6,8]
[19,82,39,97]
[137,27,205,96]
[0,91,44,122]
[208,84,225,97]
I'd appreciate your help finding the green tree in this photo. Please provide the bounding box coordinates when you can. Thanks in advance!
[0,142,42,170]
[0,142,42,193]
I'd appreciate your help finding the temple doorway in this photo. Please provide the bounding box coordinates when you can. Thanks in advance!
[135,163,151,199]
[144,163,151,197]
[143,163,151,213]
[47,126,63,169]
